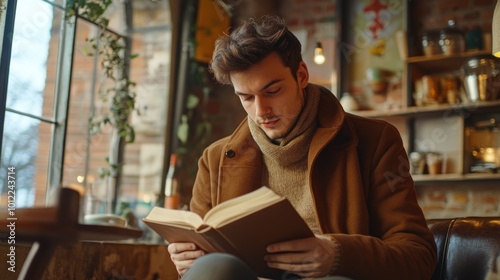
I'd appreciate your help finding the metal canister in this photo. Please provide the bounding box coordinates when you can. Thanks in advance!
[462,54,500,102]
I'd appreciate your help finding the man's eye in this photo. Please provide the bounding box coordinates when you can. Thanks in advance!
[242,95,253,101]
[267,88,280,94]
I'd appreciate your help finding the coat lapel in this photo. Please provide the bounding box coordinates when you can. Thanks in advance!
[217,119,263,204]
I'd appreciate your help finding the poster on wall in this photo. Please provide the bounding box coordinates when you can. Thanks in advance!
[345,0,406,111]
[194,0,231,63]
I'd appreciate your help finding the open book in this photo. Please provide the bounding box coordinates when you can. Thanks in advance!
[143,187,314,279]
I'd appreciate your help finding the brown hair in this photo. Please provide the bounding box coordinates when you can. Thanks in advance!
[209,14,303,85]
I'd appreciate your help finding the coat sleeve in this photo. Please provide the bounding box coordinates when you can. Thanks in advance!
[329,123,437,280]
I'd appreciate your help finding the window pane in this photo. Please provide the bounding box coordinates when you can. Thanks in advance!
[0,112,52,207]
[6,0,62,120]
[120,28,172,214]
[62,19,115,190]
[132,1,172,29]
[0,0,63,207]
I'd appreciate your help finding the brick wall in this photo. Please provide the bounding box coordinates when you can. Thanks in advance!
[410,0,496,55]
[411,0,495,34]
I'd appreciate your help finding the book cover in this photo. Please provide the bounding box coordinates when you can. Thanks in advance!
[143,187,314,278]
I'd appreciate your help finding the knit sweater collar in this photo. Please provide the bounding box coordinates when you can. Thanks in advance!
[248,84,321,166]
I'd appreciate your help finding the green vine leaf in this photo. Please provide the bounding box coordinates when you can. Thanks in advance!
[186,94,200,109]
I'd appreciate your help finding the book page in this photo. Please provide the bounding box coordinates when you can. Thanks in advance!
[143,207,204,230]
[203,187,284,227]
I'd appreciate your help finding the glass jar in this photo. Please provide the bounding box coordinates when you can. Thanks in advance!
[440,75,460,104]
[409,152,426,174]
[439,20,465,55]
[421,31,441,56]
[426,152,444,175]
[421,75,441,104]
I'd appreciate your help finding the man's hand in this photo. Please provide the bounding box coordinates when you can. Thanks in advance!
[264,236,340,278]
[167,242,206,276]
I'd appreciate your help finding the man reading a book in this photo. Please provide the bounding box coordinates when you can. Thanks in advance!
[167,14,437,280]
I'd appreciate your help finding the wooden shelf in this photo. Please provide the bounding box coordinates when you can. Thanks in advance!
[406,50,493,73]
[352,100,500,118]
[412,173,500,184]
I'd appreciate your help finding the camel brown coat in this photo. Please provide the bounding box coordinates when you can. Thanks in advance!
[190,84,437,280]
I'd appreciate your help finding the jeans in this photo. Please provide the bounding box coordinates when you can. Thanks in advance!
[182,253,353,280]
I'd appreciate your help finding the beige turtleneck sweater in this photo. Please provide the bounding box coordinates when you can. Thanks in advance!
[248,85,321,234]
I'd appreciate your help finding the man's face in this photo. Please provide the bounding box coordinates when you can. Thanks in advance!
[230,52,309,141]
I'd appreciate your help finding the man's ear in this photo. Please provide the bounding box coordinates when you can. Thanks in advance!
[297,61,309,89]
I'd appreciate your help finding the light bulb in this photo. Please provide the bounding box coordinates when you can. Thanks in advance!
[314,42,326,65]
[77,175,85,183]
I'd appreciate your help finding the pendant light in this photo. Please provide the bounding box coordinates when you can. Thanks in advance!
[314,42,326,65]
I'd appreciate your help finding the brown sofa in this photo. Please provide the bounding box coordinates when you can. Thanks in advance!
[428,217,500,280]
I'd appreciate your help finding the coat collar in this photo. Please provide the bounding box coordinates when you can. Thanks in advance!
[311,85,359,152]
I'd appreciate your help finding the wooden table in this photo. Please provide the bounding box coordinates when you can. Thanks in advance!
[0,188,143,280]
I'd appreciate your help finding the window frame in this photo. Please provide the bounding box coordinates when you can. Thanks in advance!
[0,0,131,205]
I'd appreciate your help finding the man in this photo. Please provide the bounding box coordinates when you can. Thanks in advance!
[168,14,436,280]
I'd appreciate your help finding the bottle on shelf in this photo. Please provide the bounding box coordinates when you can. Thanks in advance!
[164,153,180,209]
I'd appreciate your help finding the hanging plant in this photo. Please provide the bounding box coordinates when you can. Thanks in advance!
[67,0,137,178]
[86,32,137,145]
[67,0,111,26]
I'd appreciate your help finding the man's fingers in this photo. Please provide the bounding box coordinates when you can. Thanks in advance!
[267,237,316,253]
[167,242,197,254]
[167,242,205,276]
[170,250,205,261]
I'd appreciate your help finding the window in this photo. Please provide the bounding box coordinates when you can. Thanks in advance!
[0,0,173,220]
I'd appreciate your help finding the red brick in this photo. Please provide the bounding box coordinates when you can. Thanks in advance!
[473,0,496,7]
[438,0,470,11]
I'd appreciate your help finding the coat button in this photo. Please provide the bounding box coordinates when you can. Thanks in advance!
[225,149,235,158]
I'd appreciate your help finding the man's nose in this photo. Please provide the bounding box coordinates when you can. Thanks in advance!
[254,96,271,117]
